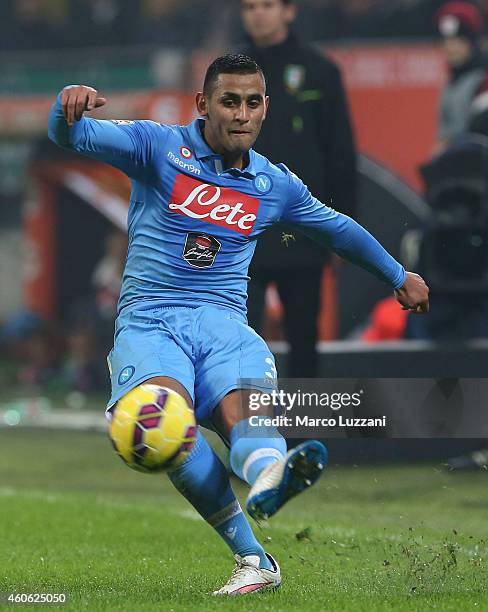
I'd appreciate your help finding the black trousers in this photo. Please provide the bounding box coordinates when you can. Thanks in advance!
[247,266,323,378]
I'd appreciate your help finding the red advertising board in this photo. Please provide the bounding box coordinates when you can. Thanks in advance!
[326,44,446,191]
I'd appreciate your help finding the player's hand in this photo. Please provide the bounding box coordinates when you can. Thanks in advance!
[394,271,429,314]
[61,85,107,127]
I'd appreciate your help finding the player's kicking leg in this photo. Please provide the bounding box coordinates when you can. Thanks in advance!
[213,390,328,522]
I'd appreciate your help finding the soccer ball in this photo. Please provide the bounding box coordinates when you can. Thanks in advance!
[109,384,197,473]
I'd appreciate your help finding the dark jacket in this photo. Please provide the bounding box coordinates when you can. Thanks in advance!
[243,33,357,268]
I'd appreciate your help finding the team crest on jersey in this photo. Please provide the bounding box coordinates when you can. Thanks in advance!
[180,146,193,159]
[169,174,260,236]
[183,232,221,268]
[254,173,273,194]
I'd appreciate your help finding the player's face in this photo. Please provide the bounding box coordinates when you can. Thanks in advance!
[197,73,269,161]
[241,0,296,46]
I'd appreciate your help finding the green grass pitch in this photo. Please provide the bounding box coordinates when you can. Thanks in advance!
[0,428,487,611]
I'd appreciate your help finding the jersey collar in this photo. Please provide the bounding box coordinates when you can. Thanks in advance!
[187,119,258,178]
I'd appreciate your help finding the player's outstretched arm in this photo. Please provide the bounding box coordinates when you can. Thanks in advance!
[48,85,166,175]
[282,168,430,314]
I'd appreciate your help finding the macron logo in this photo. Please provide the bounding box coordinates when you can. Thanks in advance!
[167,151,201,176]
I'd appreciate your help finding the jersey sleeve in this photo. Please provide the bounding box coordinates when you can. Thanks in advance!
[47,90,169,178]
[281,166,406,289]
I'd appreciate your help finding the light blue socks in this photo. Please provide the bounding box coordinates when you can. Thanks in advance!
[229,418,287,486]
[168,430,272,569]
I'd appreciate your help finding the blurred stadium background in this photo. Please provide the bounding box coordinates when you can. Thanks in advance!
[1,0,488,455]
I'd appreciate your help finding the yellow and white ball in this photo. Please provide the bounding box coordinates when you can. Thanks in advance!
[109,384,196,473]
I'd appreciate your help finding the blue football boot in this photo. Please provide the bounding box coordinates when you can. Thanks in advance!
[246,440,328,521]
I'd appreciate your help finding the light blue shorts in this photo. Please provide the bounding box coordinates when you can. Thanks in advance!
[106,303,278,425]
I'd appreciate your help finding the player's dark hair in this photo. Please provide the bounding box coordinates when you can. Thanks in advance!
[203,54,265,96]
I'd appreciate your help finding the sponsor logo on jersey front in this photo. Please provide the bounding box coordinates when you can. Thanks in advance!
[111,119,135,125]
[183,232,221,268]
[169,174,260,235]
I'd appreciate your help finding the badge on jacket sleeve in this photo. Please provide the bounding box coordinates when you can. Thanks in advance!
[284,65,306,94]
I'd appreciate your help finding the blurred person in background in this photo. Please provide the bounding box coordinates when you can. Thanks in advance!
[337,0,388,39]
[90,228,128,353]
[357,296,409,342]
[69,0,136,47]
[63,323,109,393]
[295,0,442,41]
[406,1,488,346]
[92,229,127,322]
[435,0,487,152]
[294,0,343,42]
[1,311,63,391]
[240,0,357,377]
[427,75,488,471]
[130,0,211,48]
[1,0,62,51]
[380,0,445,39]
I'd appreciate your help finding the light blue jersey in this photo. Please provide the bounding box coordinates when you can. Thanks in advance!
[48,94,405,319]
[48,91,406,419]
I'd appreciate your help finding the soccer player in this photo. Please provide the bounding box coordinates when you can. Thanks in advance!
[48,54,429,595]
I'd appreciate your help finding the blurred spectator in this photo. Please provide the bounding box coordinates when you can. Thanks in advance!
[381,0,445,39]
[63,323,108,392]
[361,297,409,342]
[478,0,488,25]
[299,0,444,41]
[91,229,127,322]
[294,0,344,41]
[410,2,488,343]
[129,0,214,48]
[435,1,487,151]
[407,127,488,341]
[337,0,389,39]
[68,0,136,47]
[1,0,63,51]
[240,0,357,376]
[1,310,63,390]
[407,292,488,339]
[66,228,127,357]
[2,0,482,52]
